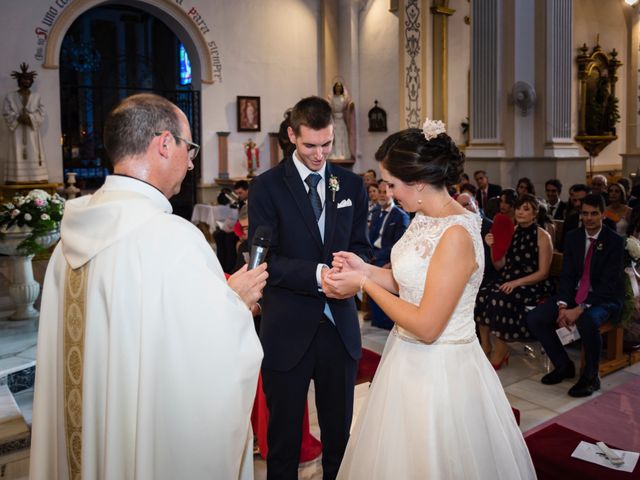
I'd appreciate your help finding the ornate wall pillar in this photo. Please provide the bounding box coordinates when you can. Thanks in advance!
[430,1,455,124]
[399,0,428,128]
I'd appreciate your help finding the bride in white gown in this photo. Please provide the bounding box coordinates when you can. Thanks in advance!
[325,122,536,479]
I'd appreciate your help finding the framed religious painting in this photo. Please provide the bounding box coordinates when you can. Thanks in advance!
[237,96,261,132]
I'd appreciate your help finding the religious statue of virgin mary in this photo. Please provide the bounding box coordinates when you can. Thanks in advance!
[328,81,355,162]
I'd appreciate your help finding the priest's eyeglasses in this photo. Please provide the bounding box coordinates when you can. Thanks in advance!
[155,131,200,160]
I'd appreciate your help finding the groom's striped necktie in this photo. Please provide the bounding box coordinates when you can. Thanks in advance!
[305,173,323,222]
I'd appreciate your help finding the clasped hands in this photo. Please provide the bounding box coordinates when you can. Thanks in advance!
[322,251,367,299]
[557,305,583,330]
[17,111,32,127]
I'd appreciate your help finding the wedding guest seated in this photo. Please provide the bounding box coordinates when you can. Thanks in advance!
[486,188,518,260]
[605,182,632,236]
[565,183,589,219]
[456,192,498,287]
[363,168,378,187]
[516,177,536,198]
[459,182,477,197]
[474,169,502,215]
[629,184,640,209]
[367,182,380,226]
[559,184,589,251]
[562,184,615,251]
[475,194,553,369]
[498,188,517,222]
[618,177,632,202]
[537,202,557,248]
[526,194,625,397]
[233,180,249,209]
[368,180,409,329]
[590,174,609,203]
[545,178,567,220]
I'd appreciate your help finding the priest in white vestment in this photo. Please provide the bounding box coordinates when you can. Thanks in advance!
[29,94,266,480]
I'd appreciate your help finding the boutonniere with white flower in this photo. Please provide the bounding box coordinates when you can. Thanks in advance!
[329,175,340,202]
[422,118,446,141]
[596,242,604,252]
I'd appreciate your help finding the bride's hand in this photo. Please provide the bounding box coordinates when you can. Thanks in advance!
[332,251,366,273]
[324,270,363,299]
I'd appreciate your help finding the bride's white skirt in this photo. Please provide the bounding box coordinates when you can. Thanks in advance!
[338,332,537,479]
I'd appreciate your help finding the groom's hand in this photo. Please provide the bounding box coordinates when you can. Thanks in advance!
[323,268,357,299]
[322,266,350,299]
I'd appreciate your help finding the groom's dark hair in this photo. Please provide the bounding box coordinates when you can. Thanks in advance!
[289,96,333,136]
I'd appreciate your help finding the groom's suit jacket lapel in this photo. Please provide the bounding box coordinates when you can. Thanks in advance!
[322,162,338,258]
[283,158,323,251]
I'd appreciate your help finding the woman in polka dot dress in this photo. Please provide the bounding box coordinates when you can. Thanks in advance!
[475,194,554,369]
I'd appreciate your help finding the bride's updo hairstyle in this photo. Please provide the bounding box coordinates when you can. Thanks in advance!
[374,124,464,189]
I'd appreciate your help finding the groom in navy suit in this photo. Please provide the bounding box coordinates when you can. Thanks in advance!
[249,96,371,480]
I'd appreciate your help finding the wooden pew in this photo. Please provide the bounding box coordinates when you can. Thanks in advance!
[580,322,628,377]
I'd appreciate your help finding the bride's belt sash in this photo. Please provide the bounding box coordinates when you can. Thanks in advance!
[392,326,475,345]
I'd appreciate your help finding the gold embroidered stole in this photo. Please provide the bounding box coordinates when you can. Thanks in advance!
[63,262,89,480]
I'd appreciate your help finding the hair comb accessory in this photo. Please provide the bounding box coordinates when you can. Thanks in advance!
[422,118,446,141]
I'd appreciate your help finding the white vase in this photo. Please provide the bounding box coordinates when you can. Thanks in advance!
[0,228,60,320]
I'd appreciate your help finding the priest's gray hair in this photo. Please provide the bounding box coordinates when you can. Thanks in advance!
[104,93,182,164]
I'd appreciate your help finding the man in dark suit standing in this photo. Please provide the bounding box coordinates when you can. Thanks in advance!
[249,96,371,480]
[544,178,567,220]
[474,170,502,213]
[526,194,624,397]
[368,180,409,329]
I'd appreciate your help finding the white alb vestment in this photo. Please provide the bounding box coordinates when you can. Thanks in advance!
[30,175,262,480]
[2,90,48,182]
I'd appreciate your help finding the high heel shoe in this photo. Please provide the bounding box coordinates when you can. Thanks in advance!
[491,352,510,371]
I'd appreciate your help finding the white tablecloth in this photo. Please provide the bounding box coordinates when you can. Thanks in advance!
[191,204,238,233]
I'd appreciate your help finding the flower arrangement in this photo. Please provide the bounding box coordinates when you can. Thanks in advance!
[0,189,65,255]
[626,236,640,262]
[622,236,640,327]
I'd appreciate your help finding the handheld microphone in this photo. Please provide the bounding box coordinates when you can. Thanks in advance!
[248,226,272,270]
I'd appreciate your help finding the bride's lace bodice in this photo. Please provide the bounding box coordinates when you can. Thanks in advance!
[390,211,484,344]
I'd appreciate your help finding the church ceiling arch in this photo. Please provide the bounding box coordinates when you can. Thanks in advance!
[42,0,214,84]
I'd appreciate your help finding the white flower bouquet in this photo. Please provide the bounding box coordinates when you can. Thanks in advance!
[0,189,65,255]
